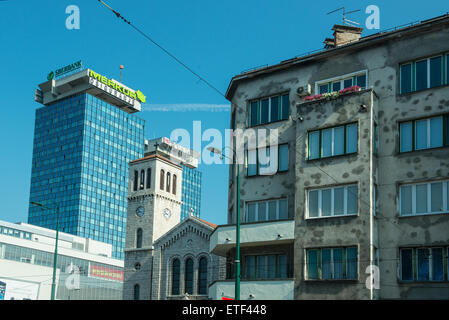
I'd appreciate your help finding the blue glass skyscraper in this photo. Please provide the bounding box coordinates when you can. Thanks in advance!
[28,69,145,259]
[181,166,202,220]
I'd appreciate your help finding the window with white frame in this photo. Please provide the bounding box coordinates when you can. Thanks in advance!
[400,247,448,282]
[307,184,358,218]
[316,71,367,94]
[400,180,449,216]
[400,115,449,152]
[306,247,358,280]
[246,144,289,176]
[245,198,288,222]
[249,93,289,127]
[400,54,449,94]
[308,123,358,160]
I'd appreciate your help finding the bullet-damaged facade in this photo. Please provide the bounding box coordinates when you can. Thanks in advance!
[214,14,449,299]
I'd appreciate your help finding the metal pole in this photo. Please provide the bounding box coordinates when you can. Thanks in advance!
[51,206,60,300]
[235,163,240,300]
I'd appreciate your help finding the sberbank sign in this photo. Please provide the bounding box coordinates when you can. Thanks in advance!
[47,60,82,80]
[89,69,146,104]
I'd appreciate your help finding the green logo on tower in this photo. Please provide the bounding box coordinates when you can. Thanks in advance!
[136,90,146,103]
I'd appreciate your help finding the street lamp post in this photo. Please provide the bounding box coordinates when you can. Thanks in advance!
[30,201,60,300]
[207,146,241,300]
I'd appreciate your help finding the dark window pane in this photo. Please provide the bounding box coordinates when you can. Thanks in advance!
[322,249,332,279]
[430,117,443,148]
[308,131,320,159]
[333,248,343,279]
[347,185,358,214]
[356,74,366,88]
[416,184,428,214]
[417,248,430,281]
[308,190,319,218]
[172,259,180,295]
[400,64,412,94]
[400,185,412,215]
[431,182,443,213]
[445,115,449,146]
[321,128,332,158]
[270,96,279,122]
[400,122,413,152]
[250,101,259,126]
[307,250,318,279]
[332,82,341,92]
[415,119,428,150]
[281,94,289,120]
[185,259,194,294]
[334,126,345,156]
[319,84,329,94]
[344,78,353,88]
[401,249,413,281]
[346,123,358,154]
[260,99,269,124]
[346,247,358,279]
[334,187,345,215]
[321,189,332,216]
[416,60,428,91]
[429,56,442,88]
[431,248,444,281]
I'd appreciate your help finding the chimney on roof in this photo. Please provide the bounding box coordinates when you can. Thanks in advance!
[324,24,363,48]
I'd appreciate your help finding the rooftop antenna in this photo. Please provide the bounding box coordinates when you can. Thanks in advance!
[327,7,361,27]
[120,65,124,82]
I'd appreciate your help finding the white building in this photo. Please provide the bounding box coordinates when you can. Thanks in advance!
[0,220,124,300]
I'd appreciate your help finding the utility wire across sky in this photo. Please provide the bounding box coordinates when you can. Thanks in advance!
[97,0,227,99]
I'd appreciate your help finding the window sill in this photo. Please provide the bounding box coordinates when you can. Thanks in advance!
[246,170,290,178]
[398,280,449,284]
[307,152,358,162]
[397,145,449,156]
[398,83,449,97]
[306,214,359,220]
[304,279,359,283]
[398,211,449,219]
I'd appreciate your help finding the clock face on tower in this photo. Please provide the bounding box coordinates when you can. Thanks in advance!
[162,208,171,219]
[136,206,145,217]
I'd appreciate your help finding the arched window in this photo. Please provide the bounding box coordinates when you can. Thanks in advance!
[160,170,165,190]
[133,170,138,191]
[171,259,180,295]
[198,257,208,295]
[166,172,171,192]
[133,284,140,300]
[184,258,194,294]
[172,175,177,195]
[140,170,145,190]
[146,168,151,189]
[136,228,143,248]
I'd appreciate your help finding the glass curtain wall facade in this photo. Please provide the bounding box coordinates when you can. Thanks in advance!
[28,93,145,260]
[181,166,202,220]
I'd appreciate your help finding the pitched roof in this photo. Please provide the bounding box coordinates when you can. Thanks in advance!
[190,216,218,229]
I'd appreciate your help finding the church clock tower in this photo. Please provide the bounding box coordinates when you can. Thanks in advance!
[123,151,182,300]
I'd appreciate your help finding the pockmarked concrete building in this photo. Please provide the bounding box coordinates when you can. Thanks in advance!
[123,149,224,300]
[0,220,124,300]
[211,14,449,299]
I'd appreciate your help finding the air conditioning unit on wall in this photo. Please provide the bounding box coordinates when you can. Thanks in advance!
[296,84,312,97]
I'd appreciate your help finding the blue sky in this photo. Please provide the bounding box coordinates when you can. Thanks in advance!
[0,0,447,226]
